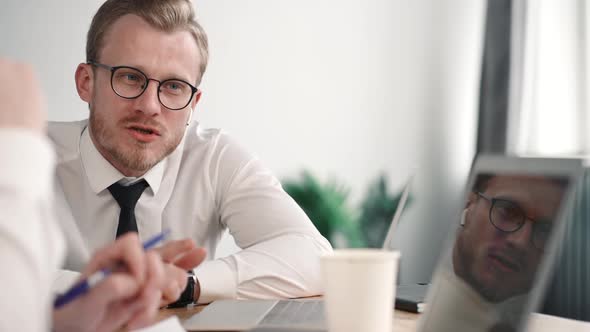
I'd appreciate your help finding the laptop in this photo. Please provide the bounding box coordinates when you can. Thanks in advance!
[381,175,431,313]
[417,155,583,332]
[183,177,415,331]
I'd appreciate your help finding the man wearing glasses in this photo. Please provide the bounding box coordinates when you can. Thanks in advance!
[453,174,567,303]
[420,174,568,332]
[49,0,331,310]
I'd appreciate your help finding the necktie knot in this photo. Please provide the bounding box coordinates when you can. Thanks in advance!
[108,180,148,238]
[108,180,148,209]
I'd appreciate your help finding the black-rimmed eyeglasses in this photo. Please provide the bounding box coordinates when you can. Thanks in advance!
[476,192,552,250]
[88,61,198,111]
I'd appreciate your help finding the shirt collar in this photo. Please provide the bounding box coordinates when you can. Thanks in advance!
[80,125,165,194]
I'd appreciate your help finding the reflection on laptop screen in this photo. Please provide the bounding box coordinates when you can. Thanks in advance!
[418,156,582,332]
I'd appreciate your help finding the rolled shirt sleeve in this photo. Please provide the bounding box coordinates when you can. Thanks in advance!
[194,134,333,303]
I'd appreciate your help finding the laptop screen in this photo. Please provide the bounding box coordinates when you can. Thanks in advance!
[418,155,582,332]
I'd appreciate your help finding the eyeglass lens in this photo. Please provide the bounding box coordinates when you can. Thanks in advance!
[490,199,551,249]
[111,67,193,110]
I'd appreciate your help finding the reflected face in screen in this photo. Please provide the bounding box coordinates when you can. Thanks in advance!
[453,175,566,303]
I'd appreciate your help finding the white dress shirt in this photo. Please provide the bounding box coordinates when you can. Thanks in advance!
[48,120,332,303]
[0,129,64,331]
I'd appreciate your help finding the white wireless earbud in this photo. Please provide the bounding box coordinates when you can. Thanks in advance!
[186,108,194,126]
[460,209,468,226]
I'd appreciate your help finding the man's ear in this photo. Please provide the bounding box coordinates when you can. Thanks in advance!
[461,192,479,227]
[190,89,202,110]
[465,192,478,209]
[186,90,202,126]
[75,63,94,103]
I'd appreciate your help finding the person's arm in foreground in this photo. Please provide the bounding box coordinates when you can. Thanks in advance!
[0,58,62,331]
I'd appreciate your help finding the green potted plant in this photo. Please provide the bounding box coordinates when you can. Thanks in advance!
[282,171,364,247]
[283,171,411,248]
[358,174,411,248]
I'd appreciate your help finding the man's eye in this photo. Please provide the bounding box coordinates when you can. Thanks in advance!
[164,81,184,90]
[115,70,143,84]
[496,205,518,218]
[123,74,140,81]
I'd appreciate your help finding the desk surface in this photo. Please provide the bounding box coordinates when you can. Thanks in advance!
[157,306,420,332]
[157,305,590,332]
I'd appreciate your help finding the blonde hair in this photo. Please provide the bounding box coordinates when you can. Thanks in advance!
[87,0,209,85]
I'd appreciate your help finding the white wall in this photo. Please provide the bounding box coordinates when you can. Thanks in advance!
[0,0,483,283]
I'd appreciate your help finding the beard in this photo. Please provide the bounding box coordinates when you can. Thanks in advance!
[455,236,498,302]
[455,237,524,303]
[89,107,183,175]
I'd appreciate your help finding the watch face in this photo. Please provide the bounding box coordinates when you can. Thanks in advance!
[183,275,196,301]
[166,274,195,308]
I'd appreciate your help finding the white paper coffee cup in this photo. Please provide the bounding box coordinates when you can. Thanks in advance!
[321,249,401,332]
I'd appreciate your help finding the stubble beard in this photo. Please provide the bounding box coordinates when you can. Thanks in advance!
[456,235,495,301]
[89,108,183,175]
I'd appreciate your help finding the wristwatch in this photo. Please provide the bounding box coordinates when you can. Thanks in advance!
[167,270,196,308]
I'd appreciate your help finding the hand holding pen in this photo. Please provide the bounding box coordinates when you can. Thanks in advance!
[54,230,170,308]
[52,231,171,332]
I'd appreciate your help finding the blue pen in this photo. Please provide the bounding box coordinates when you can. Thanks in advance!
[53,229,171,309]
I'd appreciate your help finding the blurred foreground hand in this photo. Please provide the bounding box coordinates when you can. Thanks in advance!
[0,58,46,132]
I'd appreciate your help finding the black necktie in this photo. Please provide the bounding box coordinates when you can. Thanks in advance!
[108,180,149,238]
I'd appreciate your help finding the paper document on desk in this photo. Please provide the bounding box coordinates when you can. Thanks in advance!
[131,316,186,332]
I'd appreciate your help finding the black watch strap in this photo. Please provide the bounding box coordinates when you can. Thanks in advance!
[166,271,196,308]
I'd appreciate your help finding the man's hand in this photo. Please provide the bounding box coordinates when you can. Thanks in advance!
[53,233,166,332]
[153,239,207,305]
[0,58,46,132]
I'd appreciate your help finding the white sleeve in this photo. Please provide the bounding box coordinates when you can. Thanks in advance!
[0,129,64,331]
[194,134,333,303]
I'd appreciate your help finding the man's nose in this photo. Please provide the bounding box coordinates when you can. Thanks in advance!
[134,79,162,116]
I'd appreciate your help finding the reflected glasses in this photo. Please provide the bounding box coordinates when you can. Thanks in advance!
[476,192,552,250]
[88,61,198,111]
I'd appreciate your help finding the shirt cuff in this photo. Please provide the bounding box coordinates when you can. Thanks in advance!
[0,129,55,198]
[194,258,237,304]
